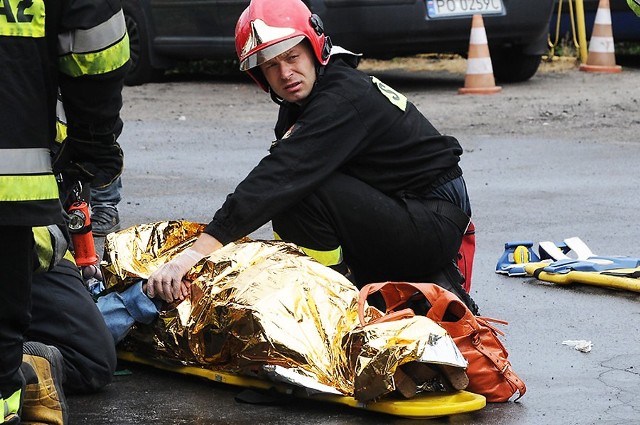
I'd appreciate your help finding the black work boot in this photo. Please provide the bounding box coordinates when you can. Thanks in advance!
[20,341,68,425]
[91,205,121,236]
[425,260,480,315]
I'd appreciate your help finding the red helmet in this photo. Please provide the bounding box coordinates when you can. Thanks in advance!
[234,0,331,91]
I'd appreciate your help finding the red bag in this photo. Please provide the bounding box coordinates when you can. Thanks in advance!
[359,281,526,402]
[457,221,476,293]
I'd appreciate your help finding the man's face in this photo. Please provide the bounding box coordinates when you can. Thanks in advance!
[259,41,317,103]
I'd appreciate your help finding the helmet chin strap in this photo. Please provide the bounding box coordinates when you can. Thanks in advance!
[316,62,326,81]
[269,88,284,105]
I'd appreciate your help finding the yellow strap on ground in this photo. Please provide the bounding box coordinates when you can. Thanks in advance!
[117,351,486,419]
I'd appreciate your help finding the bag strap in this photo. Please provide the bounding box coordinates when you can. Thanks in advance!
[358,282,437,326]
[364,308,416,326]
[358,281,470,325]
[473,337,527,401]
[476,316,508,337]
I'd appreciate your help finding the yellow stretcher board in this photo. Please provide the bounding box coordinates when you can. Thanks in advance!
[118,351,486,420]
[524,263,640,293]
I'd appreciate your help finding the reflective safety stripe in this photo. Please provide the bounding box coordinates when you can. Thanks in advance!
[63,249,76,264]
[56,120,67,143]
[58,10,127,54]
[33,225,69,272]
[371,76,407,112]
[33,226,53,272]
[56,95,67,123]
[0,175,59,201]
[59,32,130,77]
[48,224,69,268]
[273,231,343,267]
[0,148,51,174]
[4,388,22,416]
[0,0,45,38]
[300,245,343,267]
[56,95,67,143]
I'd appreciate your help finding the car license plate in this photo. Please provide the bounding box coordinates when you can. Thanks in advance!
[426,0,505,19]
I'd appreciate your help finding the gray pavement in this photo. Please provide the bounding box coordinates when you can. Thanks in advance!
[73,63,640,424]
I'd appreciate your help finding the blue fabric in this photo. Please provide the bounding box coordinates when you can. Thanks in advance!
[429,175,472,216]
[96,280,160,344]
[90,176,122,207]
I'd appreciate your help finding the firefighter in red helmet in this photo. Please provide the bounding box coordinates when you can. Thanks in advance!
[147,0,478,313]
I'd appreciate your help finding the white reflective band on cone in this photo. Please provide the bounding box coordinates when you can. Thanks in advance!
[594,9,612,25]
[589,36,615,53]
[469,27,488,45]
[466,57,494,74]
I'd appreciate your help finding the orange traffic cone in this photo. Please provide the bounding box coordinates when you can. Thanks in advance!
[579,0,622,73]
[459,14,501,95]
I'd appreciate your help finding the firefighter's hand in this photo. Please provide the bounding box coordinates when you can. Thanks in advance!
[145,249,205,303]
[52,136,124,189]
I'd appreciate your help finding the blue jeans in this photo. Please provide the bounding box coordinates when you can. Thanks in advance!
[96,281,161,344]
[90,176,122,208]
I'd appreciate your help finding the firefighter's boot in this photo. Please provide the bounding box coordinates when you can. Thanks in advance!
[20,342,68,425]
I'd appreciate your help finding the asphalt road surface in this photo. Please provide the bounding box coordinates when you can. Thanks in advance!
[72,56,640,425]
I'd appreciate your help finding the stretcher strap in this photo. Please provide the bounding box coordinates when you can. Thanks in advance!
[601,270,640,278]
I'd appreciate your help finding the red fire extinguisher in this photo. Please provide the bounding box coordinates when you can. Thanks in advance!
[67,200,99,266]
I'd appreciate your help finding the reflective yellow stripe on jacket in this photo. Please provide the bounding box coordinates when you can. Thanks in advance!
[0,148,58,202]
[0,175,58,201]
[58,10,130,77]
[274,232,343,267]
[56,96,67,143]
[0,0,45,38]
[32,225,73,273]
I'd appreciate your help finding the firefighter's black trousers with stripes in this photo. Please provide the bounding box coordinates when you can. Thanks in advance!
[272,173,467,289]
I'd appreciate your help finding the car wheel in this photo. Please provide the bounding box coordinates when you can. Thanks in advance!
[122,0,162,85]
[491,47,542,83]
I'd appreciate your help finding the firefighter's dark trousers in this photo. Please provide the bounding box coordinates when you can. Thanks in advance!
[272,172,468,289]
[0,226,33,398]
[27,258,117,393]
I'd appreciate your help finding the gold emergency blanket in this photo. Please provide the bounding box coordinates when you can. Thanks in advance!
[102,221,468,401]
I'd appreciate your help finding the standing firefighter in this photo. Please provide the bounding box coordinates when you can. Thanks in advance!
[147,0,477,313]
[0,0,128,422]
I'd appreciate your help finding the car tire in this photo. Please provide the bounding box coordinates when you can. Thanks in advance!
[123,0,162,86]
[491,47,542,83]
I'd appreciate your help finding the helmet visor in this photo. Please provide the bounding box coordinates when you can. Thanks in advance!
[239,35,305,71]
